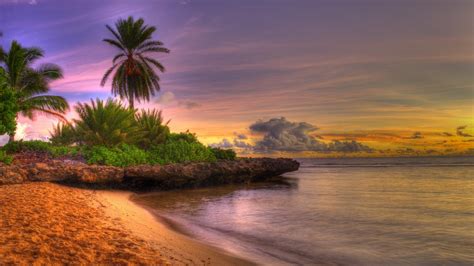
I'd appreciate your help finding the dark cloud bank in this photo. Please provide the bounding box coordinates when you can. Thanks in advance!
[456,125,472,137]
[212,117,373,153]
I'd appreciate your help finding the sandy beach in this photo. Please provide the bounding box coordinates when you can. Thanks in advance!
[0,182,253,265]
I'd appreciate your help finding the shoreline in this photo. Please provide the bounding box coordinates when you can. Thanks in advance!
[95,189,256,265]
[0,182,255,265]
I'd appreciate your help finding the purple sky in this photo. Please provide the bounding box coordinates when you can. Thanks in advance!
[1,0,473,156]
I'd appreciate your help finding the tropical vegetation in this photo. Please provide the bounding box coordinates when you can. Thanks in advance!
[0,17,237,166]
[74,98,141,146]
[0,77,18,136]
[135,109,169,148]
[0,41,69,142]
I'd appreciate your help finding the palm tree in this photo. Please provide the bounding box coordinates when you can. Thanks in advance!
[101,16,169,109]
[0,41,69,142]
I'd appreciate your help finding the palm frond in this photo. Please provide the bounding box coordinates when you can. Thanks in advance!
[138,46,170,54]
[137,40,164,50]
[36,63,63,81]
[101,63,119,86]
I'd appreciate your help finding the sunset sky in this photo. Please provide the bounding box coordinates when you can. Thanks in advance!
[0,0,473,157]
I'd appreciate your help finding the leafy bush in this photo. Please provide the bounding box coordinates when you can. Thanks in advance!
[167,131,199,144]
[83,141,217,167]
[74,98,142,147]
[136,109,170,148]
[149,141,216,165]
[1,140,79,159]
[0,139,225,166]
[49,146,80,158]
[82,144,149,167]
[0,150,13,165]
[210,147,237,160]
[49,123,76,146]
[2,140,52,154]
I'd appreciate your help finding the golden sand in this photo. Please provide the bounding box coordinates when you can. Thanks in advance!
[0,183,165,265]
[0,182,252,265]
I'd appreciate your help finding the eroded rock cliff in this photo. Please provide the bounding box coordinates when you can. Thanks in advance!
[0,158,300,189]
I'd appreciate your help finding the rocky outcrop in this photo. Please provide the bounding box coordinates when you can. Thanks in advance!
[0,164,30,185]
[0,161,123,185]
[124,158,300,189]
[0,158,300,189]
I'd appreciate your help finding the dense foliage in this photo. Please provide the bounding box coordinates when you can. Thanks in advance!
[135,109,169,148]
[148,141,216,165]
[0,80,18,136]
[81,141,216,167]
[0,150,13,165]
[0,136,234,167]
[49,123,76,146]
[101,16,169,108]
[167,131,199,144]
[83,144,149,167]
[74,99,141,147]
[1,140,78,158]
[210,147,237,160]
[0,20,238,167]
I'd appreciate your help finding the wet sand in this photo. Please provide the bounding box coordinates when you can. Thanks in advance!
[0,182,254,265]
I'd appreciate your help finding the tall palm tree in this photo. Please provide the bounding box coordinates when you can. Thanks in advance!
[0,41,69,142]
[101,16,169,109]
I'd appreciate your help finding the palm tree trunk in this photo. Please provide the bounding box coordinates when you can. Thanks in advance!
[8,132,15,143]
[129,97,135,110]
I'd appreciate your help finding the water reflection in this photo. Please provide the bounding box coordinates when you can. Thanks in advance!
[133,177,298,214]
[133,157,474,265]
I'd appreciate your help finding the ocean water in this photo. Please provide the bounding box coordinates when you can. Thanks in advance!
[133,157,474,265]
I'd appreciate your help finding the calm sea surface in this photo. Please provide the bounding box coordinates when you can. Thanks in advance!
[133,157,474,265]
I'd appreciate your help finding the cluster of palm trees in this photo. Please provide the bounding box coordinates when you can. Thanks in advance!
[0,16,169,143]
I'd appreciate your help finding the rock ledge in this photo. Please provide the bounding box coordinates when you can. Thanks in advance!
[0,158,299,189]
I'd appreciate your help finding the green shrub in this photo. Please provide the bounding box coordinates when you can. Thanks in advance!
[49,146,80,158]
[83,144,149,167]
[0,150,13,165]
[210,147,237,160]
[136,109,170,148]
[2,140,52,154]
[167,131,199,144]
[1,140,79,159]
[49,123,76,146]
[74,98,142,147]
[149,141,216,165]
